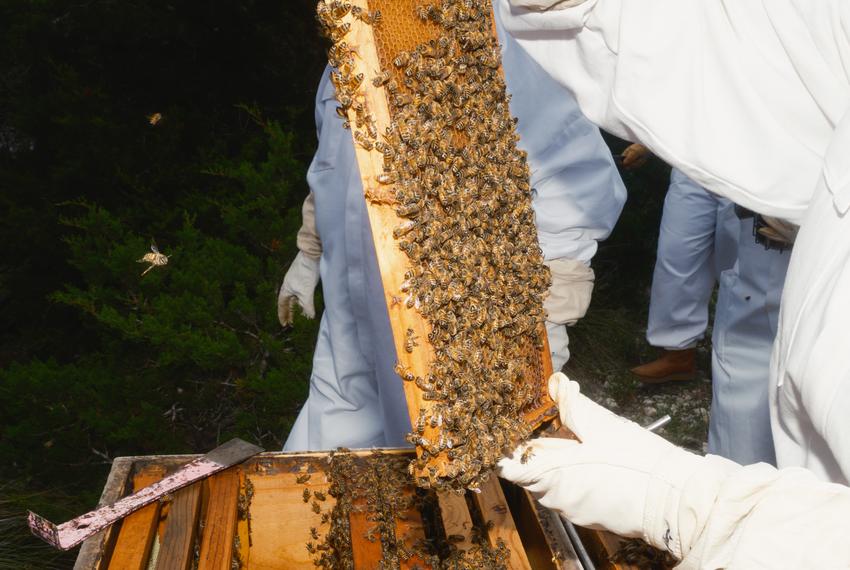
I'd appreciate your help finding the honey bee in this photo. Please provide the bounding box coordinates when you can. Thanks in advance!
[392,221,417,239]
[404,328,419,353]
[376,171,396,185]
[394,363,415,382]
[346,72,364,91]
[137,241,169,276]
[296,472,312,484]
[371,69,392,87]
[328,22,351,42]
[374,141,396,160]
[311,501,321,514]
[353,131,373,150]
[363,9,382,25]
[309,527,319,540]
[393,51,412,68]
[302,488,311,503]
[313,490,326,501]
[329,0,351,20]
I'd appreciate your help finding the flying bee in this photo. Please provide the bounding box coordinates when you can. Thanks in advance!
[521,446,535,465]
[147,112,163,126]
[404,328,419,353]
[137,240,169,276]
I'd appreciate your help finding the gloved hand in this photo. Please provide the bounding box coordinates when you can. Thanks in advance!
[278,192,322,327]
[543,258,594,326]
[277,252,320,326]
[620,143,651,170]
[499,373,720,559]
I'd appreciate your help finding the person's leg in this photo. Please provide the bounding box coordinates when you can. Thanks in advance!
[634,170,730,383]
[709,217,789,465]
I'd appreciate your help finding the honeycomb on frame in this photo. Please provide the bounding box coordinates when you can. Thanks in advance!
[316,0,558,491]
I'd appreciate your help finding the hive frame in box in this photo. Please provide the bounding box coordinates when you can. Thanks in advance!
[73,450,638,570]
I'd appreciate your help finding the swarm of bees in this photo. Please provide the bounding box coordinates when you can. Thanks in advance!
[306,449,510,569]
[317,0,551,491]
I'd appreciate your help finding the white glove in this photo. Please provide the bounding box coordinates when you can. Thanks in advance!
[499,373,730,559]
[277,252,320,326]
[544,258,594,326]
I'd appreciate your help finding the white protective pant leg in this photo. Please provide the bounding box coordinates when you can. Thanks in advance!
[709,218,790,466]
[771,113,850,485]
[646,169,737,350]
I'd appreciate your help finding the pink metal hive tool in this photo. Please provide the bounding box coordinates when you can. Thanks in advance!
[28,438,262,551]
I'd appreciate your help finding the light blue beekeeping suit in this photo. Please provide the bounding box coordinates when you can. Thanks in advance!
[285,21,626,450]
[283,71,410,451]
[646,168,738,350]
[495,8,627,370]
[645,169,789,465]
[709,218,790,465]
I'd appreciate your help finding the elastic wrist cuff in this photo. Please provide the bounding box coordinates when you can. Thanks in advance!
[642,446,704,558]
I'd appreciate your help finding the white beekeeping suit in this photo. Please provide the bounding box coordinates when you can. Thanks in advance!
[282,15,627,450]
[497,0,850,481]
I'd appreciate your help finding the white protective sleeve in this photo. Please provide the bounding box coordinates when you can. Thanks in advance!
[678,461,850,569]
[498,0,850,223]
[296,191,322,260]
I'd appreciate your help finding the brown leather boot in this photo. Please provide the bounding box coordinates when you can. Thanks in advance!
[630,348,697,384]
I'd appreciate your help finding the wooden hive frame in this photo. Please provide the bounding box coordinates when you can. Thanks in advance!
[328,0,561,488]
[71,450,655,570]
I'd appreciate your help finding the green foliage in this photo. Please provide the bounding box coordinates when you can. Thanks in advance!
[0,117,319,489]
[0,6,327,547]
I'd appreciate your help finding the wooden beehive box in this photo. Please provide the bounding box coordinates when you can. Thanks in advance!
[72,449,611,570]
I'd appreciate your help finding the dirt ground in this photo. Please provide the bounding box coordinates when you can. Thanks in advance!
[562,311,713,454]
